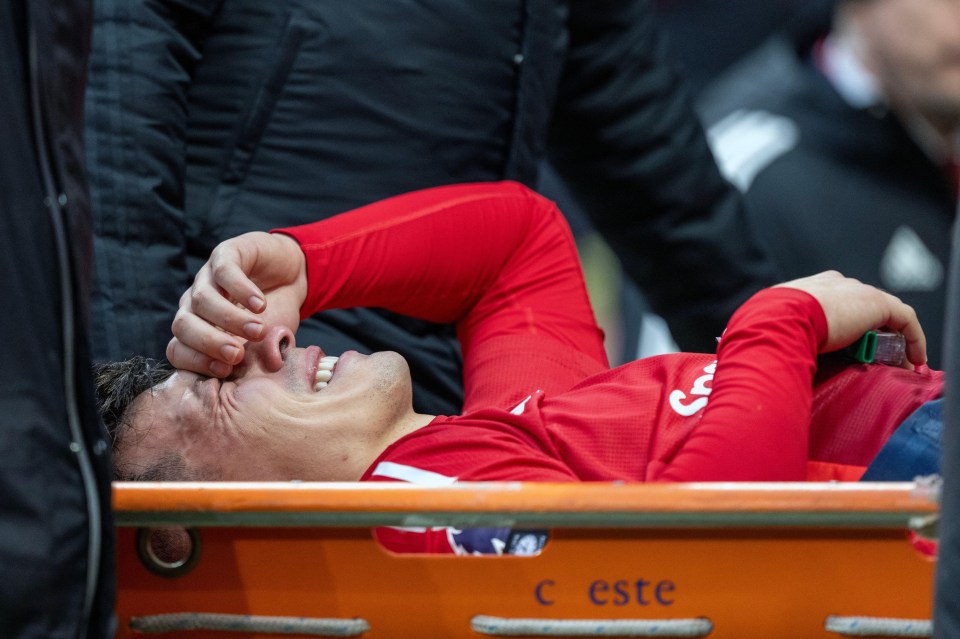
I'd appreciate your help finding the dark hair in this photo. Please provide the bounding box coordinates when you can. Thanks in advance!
[94,357,176,480]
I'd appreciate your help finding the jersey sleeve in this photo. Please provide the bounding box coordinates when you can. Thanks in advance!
[649,287,827,481]
[277,181,608,410]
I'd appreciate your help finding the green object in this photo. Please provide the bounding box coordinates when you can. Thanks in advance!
[847,331,878,364]
[845,331,907,366]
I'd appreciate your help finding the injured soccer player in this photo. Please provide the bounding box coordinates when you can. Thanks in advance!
[96,182,943,554]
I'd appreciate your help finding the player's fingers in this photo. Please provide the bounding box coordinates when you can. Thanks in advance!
[877,291,927,366]
[181,269,265,342]
[170,307,247,370]
[166,337,237,378]
[207,241,267,314]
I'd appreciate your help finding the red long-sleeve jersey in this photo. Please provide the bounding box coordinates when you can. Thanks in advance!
[280,181,942,554]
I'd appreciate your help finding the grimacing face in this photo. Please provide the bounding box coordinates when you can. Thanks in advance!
[114,326,417,482]
[855,0,960,130]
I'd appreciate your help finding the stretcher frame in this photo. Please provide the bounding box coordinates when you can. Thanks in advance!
[114,481,940,638]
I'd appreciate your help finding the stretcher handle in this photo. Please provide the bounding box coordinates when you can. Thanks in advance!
[124,612,934,637]
[825,616,931,637]
[129,612,369,636]
[472,615,712,637]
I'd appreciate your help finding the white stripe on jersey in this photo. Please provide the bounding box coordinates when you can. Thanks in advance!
[369,461,458,486]
[370,462,460,550]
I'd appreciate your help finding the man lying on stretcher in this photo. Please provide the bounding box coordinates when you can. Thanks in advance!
[96,182,943,554]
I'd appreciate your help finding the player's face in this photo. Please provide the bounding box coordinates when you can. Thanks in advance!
[857,0,960,128]
[115,327,414,481]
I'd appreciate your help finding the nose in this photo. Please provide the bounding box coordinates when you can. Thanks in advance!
[243,325,297,374]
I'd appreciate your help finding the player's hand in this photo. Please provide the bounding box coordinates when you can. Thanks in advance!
[166,231,308,377]
[775,271,926,367]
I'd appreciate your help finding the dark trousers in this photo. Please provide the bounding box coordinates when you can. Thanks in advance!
[861,399,942,481]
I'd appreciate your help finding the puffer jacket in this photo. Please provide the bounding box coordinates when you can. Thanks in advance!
[85,0,776,414]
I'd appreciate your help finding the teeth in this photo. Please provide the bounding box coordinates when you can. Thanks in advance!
[314,356,339,391]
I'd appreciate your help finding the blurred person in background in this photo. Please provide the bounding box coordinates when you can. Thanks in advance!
[698,0,960,368]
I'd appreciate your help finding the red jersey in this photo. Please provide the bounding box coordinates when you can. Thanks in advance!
[281,182,942,554]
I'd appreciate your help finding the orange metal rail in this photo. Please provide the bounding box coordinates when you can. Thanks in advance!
[114,482,940,638]
[113,481,939,526]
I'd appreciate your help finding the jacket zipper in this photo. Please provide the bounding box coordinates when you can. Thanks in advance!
[27,21,102,639]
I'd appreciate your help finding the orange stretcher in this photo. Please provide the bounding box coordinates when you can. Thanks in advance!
[114,481,940,638]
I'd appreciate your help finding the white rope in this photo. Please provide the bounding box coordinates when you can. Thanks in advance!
[471,615,712,637]
[129,612,370,636]
[825,616,932,637]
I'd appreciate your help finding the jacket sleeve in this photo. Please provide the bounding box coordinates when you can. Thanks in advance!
[278,181,609,411]
[84,0,224,362]
[548,0,780,353]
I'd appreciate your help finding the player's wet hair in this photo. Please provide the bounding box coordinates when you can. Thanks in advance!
[94,357,182,480]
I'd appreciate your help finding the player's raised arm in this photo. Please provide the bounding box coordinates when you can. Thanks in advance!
[167,182,607,407]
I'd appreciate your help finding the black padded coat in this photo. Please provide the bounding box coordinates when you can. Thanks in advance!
[85,0,776,414]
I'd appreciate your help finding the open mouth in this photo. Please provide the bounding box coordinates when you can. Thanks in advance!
[313,356,339,391]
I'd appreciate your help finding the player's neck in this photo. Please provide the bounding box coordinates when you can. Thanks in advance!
[385,411,435,447]
[336,412,435,481]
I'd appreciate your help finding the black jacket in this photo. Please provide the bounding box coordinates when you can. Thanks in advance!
[699,35,955,367]
[0,0,115,636]
[935,215,960,636]
[86,0,776,413]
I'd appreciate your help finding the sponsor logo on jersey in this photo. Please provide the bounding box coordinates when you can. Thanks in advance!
[668,361,716,417]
